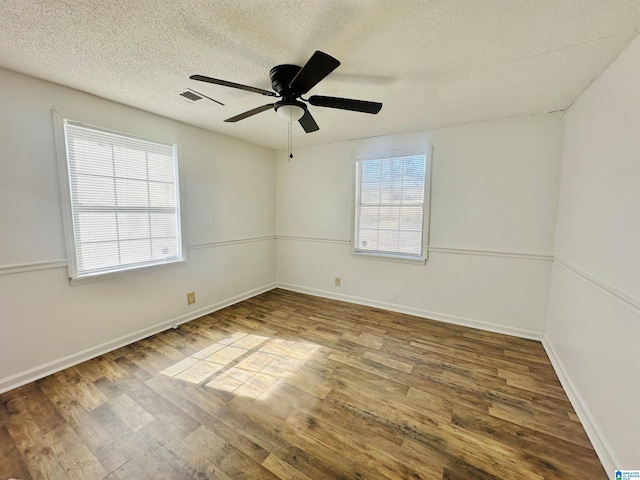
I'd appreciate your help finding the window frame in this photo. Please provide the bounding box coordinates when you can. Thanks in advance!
[352,147,431,264]
[53,110,186,284]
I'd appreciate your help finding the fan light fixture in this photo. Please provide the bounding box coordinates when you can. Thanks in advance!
[276,104,305,122]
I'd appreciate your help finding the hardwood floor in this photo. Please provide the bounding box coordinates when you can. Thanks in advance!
[0,289,606,479]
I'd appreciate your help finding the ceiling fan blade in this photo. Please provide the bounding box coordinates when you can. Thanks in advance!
[190,75,277,97]
[298,108,319,133]
[308,95,382,114]
[224,103,274,122]
[289,51,340,95]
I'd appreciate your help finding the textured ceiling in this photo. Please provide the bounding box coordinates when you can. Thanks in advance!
[1,0,640,149]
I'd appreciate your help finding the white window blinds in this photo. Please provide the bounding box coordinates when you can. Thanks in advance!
[62,120,182,278]
[355,154,427,258]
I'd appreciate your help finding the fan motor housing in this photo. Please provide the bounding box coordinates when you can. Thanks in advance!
[269,64,302,95]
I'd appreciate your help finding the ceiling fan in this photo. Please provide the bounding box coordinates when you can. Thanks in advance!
[190,51,383,133]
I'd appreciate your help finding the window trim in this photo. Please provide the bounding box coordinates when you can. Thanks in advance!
[53,110,186,284]
[352,146,432,264]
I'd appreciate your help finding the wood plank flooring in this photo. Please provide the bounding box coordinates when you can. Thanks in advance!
[0,289,606,479]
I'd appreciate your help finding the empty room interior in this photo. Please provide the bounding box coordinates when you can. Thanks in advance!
[1,1,639,479]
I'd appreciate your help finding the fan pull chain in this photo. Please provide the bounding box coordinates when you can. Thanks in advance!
[288,119,293,161]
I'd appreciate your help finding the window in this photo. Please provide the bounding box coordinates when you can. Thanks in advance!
[58,118,183,280]
[354,150,429,261]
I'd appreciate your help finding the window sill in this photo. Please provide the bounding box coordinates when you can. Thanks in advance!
[69,259,186,286]
[352,251,427,265]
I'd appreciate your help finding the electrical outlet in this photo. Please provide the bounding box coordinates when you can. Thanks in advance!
[187,292,196,305]
[335,277,341,287]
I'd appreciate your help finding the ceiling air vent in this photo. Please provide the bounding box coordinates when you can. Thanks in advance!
[177,88,224,106]
[180,90,203,102]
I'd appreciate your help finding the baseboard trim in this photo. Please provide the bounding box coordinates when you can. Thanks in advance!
[277,283,543,341]
[0,283,277,394]
[542,335,615,474]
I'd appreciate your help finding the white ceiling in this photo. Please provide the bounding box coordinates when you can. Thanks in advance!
[1,1,639,149]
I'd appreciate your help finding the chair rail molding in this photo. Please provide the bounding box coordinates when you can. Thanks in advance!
[554,256,640,314]
[0,259,68,275]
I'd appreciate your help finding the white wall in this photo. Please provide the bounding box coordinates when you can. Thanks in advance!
[545,34,640,471]
[0,69,276,391]
[276,114,564,338]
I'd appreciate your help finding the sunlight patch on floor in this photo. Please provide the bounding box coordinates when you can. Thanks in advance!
[160,332,319,399]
